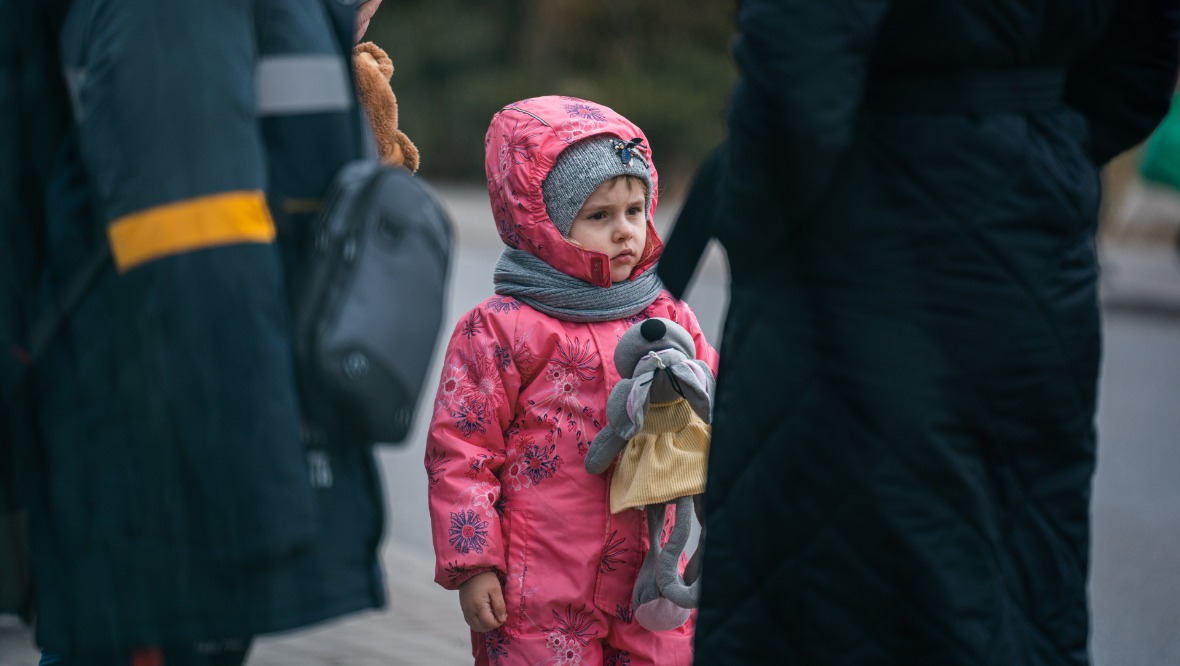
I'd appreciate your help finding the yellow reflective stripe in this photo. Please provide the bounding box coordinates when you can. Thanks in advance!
[107,190,275,272]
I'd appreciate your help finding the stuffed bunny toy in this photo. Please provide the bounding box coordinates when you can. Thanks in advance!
[585,317,715,631]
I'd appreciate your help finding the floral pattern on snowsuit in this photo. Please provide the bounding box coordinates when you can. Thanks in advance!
[429,293,715,665]
[427,97,717,665]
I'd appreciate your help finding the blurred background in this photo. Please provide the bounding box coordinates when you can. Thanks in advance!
[366,0,1180,250]
[363,0,737,194]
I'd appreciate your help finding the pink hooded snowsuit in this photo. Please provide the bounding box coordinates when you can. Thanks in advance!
[425,96,718,665]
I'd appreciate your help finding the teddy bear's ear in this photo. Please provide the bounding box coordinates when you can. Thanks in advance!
[354,41,393,81]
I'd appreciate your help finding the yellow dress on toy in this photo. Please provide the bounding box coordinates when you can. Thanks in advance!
[609,397,711,514]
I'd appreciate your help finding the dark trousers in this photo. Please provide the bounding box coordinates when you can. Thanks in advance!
[40,640,252,666]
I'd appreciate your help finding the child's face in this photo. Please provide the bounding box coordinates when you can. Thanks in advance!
[568,176,648,283]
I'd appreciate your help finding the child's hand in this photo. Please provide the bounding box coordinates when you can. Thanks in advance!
[459,571,507,632]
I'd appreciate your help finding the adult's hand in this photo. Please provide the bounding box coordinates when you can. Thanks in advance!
[355,0,381,42]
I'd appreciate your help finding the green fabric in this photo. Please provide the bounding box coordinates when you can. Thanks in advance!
[1140,93,1180,190]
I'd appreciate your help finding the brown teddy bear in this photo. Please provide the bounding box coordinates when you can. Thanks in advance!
[353,41,419,172]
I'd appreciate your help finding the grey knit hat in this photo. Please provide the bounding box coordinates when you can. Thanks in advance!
[542,136,653,237]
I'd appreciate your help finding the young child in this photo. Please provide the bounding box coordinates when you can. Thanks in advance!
[425,95,718,665]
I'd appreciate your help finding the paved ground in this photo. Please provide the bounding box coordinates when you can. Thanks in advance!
[246,540,472,666]
[0,539,471,666]
[2,181,1179,665]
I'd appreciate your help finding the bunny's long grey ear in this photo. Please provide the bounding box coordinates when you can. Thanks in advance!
[620,368,656,439]
[669,359,715,424]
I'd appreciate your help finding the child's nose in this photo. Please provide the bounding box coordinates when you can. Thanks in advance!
[613,218,633,240]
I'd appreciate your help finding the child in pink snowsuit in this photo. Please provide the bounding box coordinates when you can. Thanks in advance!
[425,95,718,665]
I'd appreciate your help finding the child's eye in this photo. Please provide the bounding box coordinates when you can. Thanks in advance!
[588,211,608,221]
[627,206,643,217]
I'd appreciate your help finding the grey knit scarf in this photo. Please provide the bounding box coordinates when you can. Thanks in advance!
[493,247,664,322]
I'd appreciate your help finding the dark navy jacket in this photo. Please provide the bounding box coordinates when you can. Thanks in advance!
[2,0,386,652]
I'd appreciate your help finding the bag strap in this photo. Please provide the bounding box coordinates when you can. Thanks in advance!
[2,242,109,403]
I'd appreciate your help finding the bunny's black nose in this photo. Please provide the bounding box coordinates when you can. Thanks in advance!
[640,319,666,342]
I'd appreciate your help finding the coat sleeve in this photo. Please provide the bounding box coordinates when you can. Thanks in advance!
[1064,0,1180,166]
[716,0,892,268]
[672,300,720,376]
[726,0,892,213]
[425,305,521,590]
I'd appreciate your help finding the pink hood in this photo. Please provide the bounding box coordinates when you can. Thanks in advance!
[485,96,663,288]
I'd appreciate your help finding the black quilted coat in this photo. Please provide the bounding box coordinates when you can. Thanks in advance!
[695,2,1179,664]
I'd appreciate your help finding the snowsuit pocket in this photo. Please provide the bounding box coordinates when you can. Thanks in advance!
[501,507,530,631]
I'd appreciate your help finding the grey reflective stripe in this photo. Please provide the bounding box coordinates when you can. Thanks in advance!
[256,54,352,116]
[64,67,86,122]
